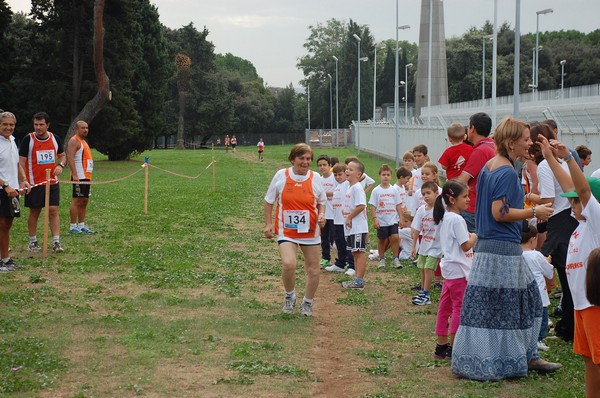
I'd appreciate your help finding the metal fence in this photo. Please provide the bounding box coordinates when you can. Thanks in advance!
[353,84,600,172]
[154,132,306,149]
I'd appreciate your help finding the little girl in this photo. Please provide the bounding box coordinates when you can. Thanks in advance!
[432,180,477,359]
[410,181,442,305]
[409,161,441,216]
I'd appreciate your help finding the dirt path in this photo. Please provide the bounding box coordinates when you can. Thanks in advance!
[304,271,378,397]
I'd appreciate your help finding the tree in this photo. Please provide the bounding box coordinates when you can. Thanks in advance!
[297,18,348,130]
[65,0,110,144]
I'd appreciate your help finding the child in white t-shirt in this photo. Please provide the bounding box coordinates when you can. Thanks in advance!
[325,163,354,274]
[369,164,403,269]
[521,224,556,352]
[410,181,441,305]
[341,160,369,290]
[398,212,414,261]
[432,180,477,359]
[411,181,442,305]
[540,135,600,396]
[318,155,336,268]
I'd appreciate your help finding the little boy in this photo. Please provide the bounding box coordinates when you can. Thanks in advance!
[345,156,376,194]
[369,164,403,268]
[318,155,336,268]
[341,160,369,290]
[325,164,355,275]
[394,166,412,212]
[438,123,473,180]
[521,224,556,351]
[411,144,429,193]
[410,181,441,305]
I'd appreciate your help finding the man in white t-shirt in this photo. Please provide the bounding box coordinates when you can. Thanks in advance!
[0,112,31,272]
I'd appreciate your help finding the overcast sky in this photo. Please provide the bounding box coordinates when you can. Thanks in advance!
[7,0,600,88]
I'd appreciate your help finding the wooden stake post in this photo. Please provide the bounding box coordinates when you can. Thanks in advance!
[42,169,51,259]
[144,157,149,215]
[212,144,216,192]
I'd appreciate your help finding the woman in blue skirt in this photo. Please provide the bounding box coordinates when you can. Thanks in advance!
[451,117,562,380]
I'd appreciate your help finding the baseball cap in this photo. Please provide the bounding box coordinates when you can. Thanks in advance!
[560,177,600,201]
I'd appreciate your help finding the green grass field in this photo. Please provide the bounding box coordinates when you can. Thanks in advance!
[0,145,585,397]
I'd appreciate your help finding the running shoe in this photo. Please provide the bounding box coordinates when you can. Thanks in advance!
[282,294,296,314]
[27,241,41,252]
[300,301,313,317]
[392,257,403,269]
[341,280,364,290]
[52,242,64,253]
[412,294,431,306]
[325,264,345,273]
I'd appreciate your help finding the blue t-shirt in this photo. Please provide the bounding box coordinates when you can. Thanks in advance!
[475,164,523,243]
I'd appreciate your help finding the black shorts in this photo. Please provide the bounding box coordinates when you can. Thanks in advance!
[72,179,91,198]
[346,233,368,252]
[0,189,20,218]
[24,184,60,208]
[376,223,399,240]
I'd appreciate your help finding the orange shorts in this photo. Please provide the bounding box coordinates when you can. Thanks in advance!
[573,306,600,364]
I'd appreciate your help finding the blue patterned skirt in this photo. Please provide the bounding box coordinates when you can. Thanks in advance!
[451,239,542,381]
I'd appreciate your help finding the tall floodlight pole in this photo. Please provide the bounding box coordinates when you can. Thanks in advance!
[530,46,542,94]
[482,34,493,100]
[560,59,566,96]
[328,73,333,132]
[427,0,433,126]
[405,63,413,124]
[535,8,553,99]
[373,43,386,120]
[395,19,411,168]
[307,84,310,135]
[514,0,521,117]
[332,56,339,143]
[353,33,361,153]
[491,0,498,129]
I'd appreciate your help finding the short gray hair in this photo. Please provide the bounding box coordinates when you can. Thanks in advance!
[0,111,16,123]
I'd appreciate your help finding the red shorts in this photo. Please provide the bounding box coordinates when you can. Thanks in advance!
[573,306,600,364]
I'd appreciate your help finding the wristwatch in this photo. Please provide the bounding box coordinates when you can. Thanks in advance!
[2,182,8,188]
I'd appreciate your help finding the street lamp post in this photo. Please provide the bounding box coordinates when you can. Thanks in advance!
[395,20,411,168]
[328,73,333,134]
[530,45,542,94]
[353,33,361,153]
[332,56,339,145]
[560,59,566,96]
[307,84,310,140]
[405,63,413,124]
[481,34,493,100]
[535,8,553,98]
[373,43,386,121]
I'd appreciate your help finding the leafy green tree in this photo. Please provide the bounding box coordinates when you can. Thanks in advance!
[272,84,304,135]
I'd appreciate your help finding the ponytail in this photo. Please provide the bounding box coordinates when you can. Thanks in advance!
[433,195,445,224]
[433,180,469,224]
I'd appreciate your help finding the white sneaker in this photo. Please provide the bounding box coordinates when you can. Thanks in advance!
[345,268,356,276]
[282,294,296,314]
[368,253,380,261]
[392,257,403,269]
[325,264,345,273]
[537,341,550,351]
[377,259,386,268]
